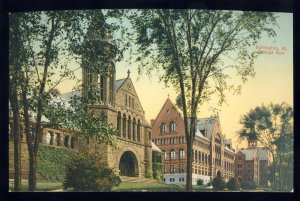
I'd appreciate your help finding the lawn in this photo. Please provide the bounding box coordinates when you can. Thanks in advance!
[9,180,273,192]
[9,179,63,192]
[112,182,184,192]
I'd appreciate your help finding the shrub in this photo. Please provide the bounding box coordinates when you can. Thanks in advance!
[241,181,257,190]
[197,179,204,186]
[207,182,211,187]
[227,177,240,190]
[212,175,226,191]
[63,152,121,192]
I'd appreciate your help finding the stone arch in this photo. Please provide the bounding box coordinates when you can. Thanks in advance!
[118,149,140,177]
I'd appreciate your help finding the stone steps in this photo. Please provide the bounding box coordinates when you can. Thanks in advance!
[119,176,160,184]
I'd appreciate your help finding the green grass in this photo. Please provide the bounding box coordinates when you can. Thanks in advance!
[113,182,184,192]
[9,179,273,192]
[9,180,63,192]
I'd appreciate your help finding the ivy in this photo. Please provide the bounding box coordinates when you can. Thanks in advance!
[37,145,78,181]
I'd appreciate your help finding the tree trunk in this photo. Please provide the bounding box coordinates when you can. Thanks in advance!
[28,157,37,191]
[186,136,193,191]
[22,87,36,191]
[9,84,21,192]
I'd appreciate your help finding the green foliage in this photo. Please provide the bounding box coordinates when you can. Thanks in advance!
[63,152,121,192]
[145,170,153,179]
[227,177,240,190]
[44,91,117,147]
[241,181,257,190]
[152,163,163,182]
[212,175,226,191]
[238,103,293,191]
[124,9,277,191]
[152,151,163,181]
[197,179,203,186]
[37,145,77,181]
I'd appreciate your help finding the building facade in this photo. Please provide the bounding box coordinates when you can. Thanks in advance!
[234,141,270,186]
[151,98,235,185]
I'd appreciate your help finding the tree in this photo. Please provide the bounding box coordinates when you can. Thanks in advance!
[126,9,277,191]
[9,12,30,191]
[9,10,120,191]
[227,177,240,190]
[212,174,226,191]
[238,103,293,191]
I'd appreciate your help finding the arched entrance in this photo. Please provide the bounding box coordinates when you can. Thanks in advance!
[119,151,139,177]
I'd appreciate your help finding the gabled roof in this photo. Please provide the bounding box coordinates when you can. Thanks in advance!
[224,145,235,153]
[257,147,269,160]
[114,78,127,92]
[240,149,257,160]
[196,117,217,139]
[59,91,81,100]
[116,76,146,115]
[152,98,183,126]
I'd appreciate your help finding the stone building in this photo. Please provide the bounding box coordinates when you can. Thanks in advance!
[235,141,270,186]
[151,98,235,185]
[79,67,153,177]
[9,15,155,180]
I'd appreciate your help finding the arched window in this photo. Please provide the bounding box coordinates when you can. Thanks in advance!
[117,112,121,136]
[98,74,105,102]
[122,114,127,138]
[170,149,175,159]
[161,122,167,133]
[162,150,167,160]
[127,116,131,140]
[179,149,185,159]
[170,121,176,131]
[133,118,136,141]
[137,119,141,142]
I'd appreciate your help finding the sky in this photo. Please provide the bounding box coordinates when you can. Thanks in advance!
[58,12,293,149]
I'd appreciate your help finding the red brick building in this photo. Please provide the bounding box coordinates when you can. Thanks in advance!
[151,98,235,185]
[235,141,270,187]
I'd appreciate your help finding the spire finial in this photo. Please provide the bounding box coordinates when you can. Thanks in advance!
[127,69,131,77]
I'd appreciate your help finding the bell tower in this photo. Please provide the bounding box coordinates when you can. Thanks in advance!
[81,12,117,126]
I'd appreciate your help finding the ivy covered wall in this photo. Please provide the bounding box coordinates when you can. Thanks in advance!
[37,145,78,181]
[152,151,164,182]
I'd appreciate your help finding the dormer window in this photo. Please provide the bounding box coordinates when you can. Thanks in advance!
[161,123,167,133]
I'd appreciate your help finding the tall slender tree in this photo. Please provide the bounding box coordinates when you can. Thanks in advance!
[126,9,277,191]
[9,10,121,191]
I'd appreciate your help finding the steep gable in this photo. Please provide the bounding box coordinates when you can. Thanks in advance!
[115,76,145,116]
[151,98,185,139]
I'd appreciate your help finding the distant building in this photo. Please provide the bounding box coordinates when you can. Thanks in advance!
[235,141,270,186]
[151,98,235,185]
